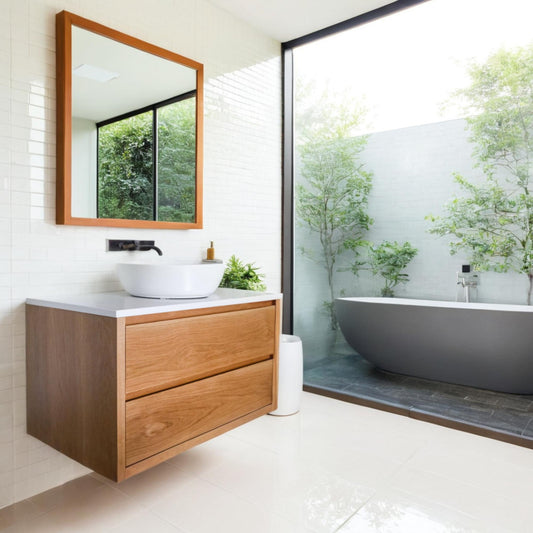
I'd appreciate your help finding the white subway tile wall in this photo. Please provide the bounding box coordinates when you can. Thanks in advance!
[1,0,281,508]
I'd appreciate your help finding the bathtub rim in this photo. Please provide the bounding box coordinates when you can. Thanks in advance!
[336,296,533,313]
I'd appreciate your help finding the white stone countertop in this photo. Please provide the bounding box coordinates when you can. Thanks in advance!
[26,288,282,318]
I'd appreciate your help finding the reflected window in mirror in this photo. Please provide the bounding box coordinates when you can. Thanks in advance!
[96,93,196,222]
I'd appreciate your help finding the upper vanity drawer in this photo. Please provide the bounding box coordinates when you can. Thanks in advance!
[125,304,276,399]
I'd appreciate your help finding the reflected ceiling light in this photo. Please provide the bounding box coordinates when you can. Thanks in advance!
[73,63,119,82]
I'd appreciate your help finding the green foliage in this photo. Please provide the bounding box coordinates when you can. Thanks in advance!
[295,82,373,329]
[453,46,533,180]
[98,112,153,220]
[219,255,267,291]
[157,98,196,222]
[427,173,528,272]
[368,241,418,297]
[427,45,533,304]
[97,97,196,222]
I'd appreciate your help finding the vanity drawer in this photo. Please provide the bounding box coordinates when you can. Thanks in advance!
[125,359,273,465]
[125,305,275,399]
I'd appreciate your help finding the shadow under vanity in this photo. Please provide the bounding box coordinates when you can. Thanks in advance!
[26,289,281,481]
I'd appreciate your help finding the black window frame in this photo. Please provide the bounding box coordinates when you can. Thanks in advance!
[96,90,196,221]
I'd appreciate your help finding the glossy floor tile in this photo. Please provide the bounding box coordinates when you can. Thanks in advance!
[1,392,533,532]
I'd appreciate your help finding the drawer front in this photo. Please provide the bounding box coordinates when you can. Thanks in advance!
[125,304,275,399]
[125,359,273,465]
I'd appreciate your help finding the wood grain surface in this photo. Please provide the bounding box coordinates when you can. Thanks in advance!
[26,305,125,480]
[125,360,273,465]
[125,305,275,399]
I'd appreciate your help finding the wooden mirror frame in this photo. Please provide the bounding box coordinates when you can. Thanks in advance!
[56,10,204,229]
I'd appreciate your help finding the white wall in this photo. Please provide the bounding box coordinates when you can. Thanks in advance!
[71,117,96,218]
[0,0,281,508]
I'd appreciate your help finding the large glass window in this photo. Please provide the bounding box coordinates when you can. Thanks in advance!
[291,0,533,369]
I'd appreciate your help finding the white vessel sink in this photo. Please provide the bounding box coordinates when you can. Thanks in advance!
[116,261,225,299]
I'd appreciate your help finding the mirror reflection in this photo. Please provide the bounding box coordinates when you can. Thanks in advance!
[71,26,197,222]
[57,10,203,229]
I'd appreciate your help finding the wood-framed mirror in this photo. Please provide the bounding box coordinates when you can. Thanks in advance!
[56,11,203,229]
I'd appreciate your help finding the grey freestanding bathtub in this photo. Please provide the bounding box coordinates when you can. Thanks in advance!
[335,297,533,394]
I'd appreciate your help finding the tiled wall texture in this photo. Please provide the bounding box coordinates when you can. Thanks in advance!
[0,0,281,508]
[295,118,529,364]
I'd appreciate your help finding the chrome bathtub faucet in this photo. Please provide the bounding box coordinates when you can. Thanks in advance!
[457,265,478,303]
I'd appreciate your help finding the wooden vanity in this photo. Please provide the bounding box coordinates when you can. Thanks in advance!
[26,289,281,482]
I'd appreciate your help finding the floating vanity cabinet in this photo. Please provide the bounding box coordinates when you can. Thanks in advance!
[26,290,281,482]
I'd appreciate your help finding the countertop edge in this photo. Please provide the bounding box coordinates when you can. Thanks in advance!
[26,290,283,318]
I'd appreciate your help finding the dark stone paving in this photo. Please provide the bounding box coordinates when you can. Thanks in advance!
[304,348,533,439]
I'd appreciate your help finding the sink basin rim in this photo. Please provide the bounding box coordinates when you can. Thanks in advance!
[116,261,225,299]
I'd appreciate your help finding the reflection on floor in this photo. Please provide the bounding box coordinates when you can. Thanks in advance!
[304,340,533,443]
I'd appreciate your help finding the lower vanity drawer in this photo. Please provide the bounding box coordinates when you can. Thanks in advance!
[125,359,273,466]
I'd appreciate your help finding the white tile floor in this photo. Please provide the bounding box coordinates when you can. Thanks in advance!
[2,392,533,532]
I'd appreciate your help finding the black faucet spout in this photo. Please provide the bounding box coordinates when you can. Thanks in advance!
[138,244,163,256]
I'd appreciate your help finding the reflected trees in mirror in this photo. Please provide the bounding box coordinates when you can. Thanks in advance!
[97,96,196,222]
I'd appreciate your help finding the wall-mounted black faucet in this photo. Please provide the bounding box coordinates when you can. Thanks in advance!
[107,239,163,256]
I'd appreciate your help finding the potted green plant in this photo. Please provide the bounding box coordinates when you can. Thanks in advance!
[219,255,266,291]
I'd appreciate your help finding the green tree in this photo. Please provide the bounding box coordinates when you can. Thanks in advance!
[158,97,196,222]
[295,83,373,329]
[97,97,196,221]
[367,241,418,297]
[428,45,533,304]
[98,111,153,220]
